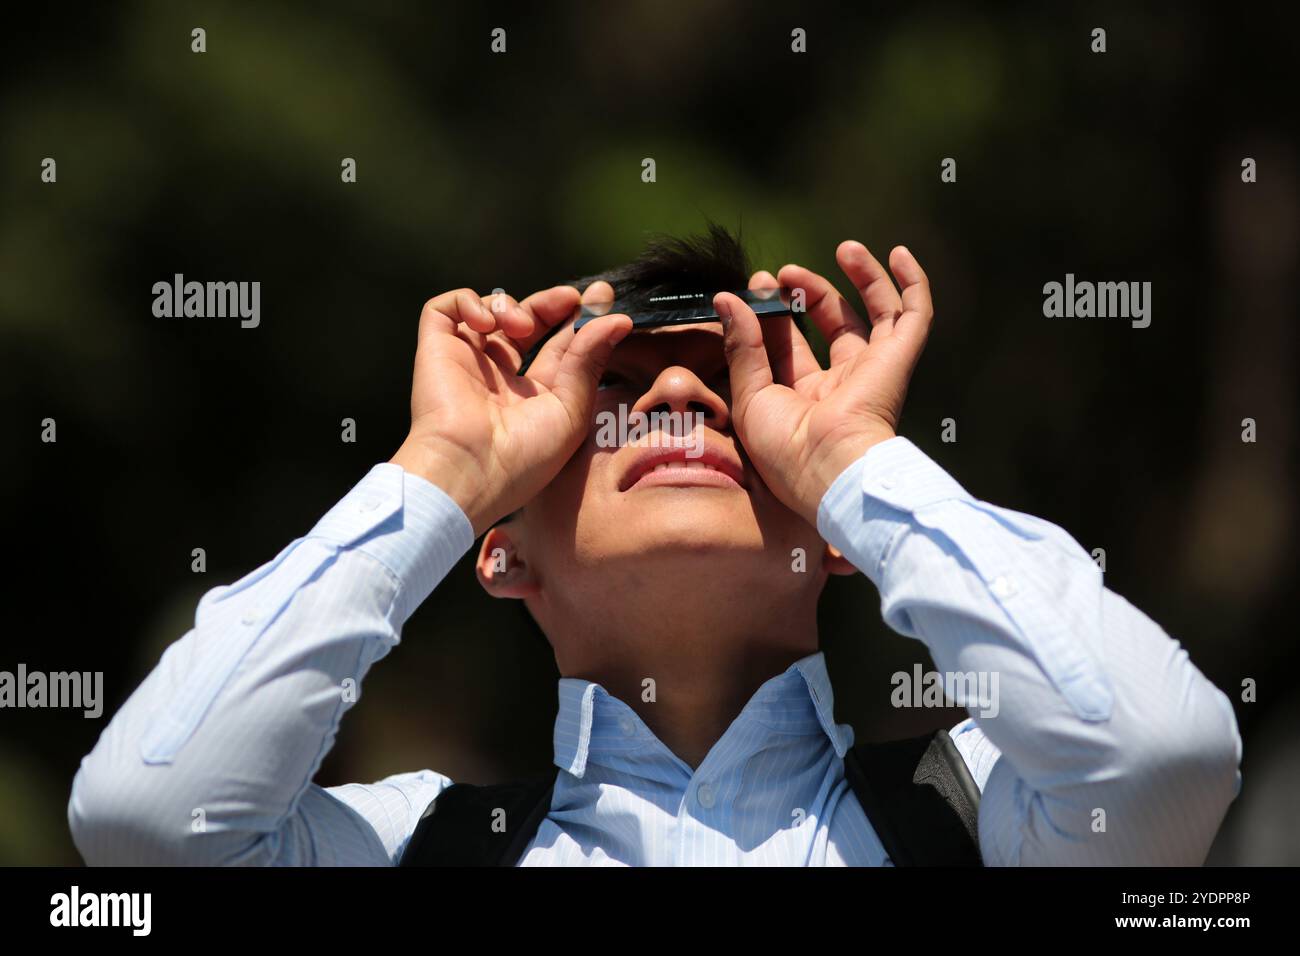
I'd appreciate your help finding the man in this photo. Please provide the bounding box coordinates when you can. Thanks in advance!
[68,226,1242,865]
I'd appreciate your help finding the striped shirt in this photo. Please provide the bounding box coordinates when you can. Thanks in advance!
[68,437,1242,865]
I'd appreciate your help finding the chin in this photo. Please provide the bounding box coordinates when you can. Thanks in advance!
[591,514,768,562]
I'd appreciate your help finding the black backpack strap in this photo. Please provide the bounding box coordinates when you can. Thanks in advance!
[399,730,980,866]
[843,728,983,866]
[398,772,556,867]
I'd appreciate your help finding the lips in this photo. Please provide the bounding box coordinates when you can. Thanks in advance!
[618,440,747,492]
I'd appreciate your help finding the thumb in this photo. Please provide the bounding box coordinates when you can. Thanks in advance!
[715,291,774,418]
[549,314,634,422]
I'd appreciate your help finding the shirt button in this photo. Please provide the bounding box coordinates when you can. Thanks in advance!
[359,497,382,513]
[989,575,1017,599]
[619,717,636,737]
[696,783,716,809]
[240,609,259,626]
[879,476,896,491]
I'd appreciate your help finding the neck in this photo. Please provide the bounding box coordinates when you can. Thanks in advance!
[544,583,821,769]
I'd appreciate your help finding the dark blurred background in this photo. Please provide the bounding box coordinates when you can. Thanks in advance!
[1,1,1295,864]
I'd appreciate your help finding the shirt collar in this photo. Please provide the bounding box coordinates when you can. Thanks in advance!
[552,651,853,778]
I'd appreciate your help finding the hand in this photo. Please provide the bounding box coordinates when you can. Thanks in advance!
[391,285,632,536]
[715,242,934,528]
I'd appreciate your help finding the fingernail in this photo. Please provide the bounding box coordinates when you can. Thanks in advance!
[715,296,732,322]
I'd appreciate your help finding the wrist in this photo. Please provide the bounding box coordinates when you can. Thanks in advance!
[801,427,896,523]
[390,437,492,536]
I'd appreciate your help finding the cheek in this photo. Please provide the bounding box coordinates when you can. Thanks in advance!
[750,487,823,548]
[525,436,613,542]
[537,447,598,517]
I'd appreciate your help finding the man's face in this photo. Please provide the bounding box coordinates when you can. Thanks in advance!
[513,319,830,609]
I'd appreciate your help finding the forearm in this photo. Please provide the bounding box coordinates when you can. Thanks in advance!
[68,463,473,865]
[818,437,1242,865]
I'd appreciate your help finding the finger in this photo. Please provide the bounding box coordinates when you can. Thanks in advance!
[548,314,634,424]
[887,245,935,351]
[835,240,904,334]
[524,280,619,383]
[417,289,495,344]
[715,291,774,419]
[776,262,870,365]
[516,280,615,381]
[480,285,581,375]
[749,270,821,384]
[581,280,615,305]
[478,290,534,339]
[511,284,582,352]
[480,334,526,376]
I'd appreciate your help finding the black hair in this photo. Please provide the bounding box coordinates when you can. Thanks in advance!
[567,220,753,311]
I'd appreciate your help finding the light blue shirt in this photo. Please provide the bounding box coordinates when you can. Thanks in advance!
[68,438,1242,865]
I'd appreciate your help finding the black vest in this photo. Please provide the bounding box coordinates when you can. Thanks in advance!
[399,729,982,866]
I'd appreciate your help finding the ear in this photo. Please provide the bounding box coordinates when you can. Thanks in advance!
[822,543,858,577]
[475,525,541,599]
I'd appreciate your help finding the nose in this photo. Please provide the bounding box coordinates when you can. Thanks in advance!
[633,366,730,431]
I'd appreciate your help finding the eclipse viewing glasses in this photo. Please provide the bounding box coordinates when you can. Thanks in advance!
[518,287,795,374]
[573,286,794,331]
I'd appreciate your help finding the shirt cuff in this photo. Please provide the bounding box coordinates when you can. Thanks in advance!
[306,463,476,624]
[816,436,974,583]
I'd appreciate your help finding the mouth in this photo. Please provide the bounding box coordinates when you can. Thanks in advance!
[618,439,747,492]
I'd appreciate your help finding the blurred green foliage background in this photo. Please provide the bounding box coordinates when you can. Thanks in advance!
[1,1,1296,864]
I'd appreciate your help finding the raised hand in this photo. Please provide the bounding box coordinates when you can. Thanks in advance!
[715,242,934,527]
[391,285,632,536]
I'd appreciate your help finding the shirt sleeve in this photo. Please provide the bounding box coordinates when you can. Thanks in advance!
[817,437,1243,865]
[67,463,475,866]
